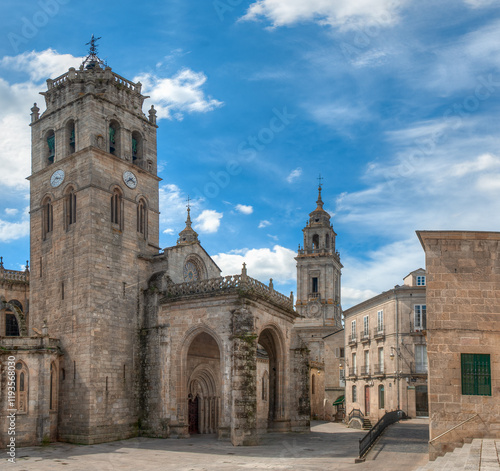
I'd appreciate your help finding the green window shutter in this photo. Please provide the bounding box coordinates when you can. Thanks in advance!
[461,353,491,396]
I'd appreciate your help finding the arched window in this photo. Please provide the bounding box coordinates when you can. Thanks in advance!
[42,196,53,239]
[46,130,55,165]
[379,385,385,409]
[50,362,58,411]
[312,234,319,250]
[15,361,29,413]
[109,120,120,156]
[311,374,316,395]
[5,307,20,336]
[131,131,143,164]
[352,385,357,403]
[65,187,76,228]
[67,120,76,155]
[111,188,123,228]
[137,198,147,238]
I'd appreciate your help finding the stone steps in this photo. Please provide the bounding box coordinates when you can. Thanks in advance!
[416,439,500,471]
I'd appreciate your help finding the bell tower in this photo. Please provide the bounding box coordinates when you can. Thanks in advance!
[28,37,160,443]
[295,182,342,328]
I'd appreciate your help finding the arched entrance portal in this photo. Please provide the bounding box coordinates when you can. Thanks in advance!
[186,332,221,435]
[257,327,284,432]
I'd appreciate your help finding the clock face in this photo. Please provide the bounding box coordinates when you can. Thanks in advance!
[183,261,199,282]
[308,302,321,319]
[123,171,138,189]
[50,169,65,188]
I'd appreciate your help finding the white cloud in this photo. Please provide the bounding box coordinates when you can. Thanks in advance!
[463,0,497,7]
[267,234,279,241]
[0,50,81,192]
[258,220,271,228]
[212,245,296,284]
[0,49,81,82]
[241,0,404,30]
[159,184,191,228]
[235,204,254,215]
[0,206,29,242]
[163,228,175,235]
[135,69,223,120]
[194,210,223,233]
[5,208,18,215]
[286,167,302,183]
[341,238,424,308]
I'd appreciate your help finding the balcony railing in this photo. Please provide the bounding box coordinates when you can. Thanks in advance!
[360,330,370,343]
[348,367,357,377]
[360,365,370,376]
[373,364,385,375]
[348,335,357,345]
[308,292,321,301]
[373,327,385,339]
[410,322,426,334]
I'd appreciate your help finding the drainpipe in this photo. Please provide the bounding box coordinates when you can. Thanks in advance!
[395,290,400,411]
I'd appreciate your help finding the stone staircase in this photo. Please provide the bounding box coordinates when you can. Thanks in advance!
[362,418,372,430]
[416,439,500,470]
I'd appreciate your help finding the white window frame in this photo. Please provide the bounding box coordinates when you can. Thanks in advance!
[414,305,427,330]
[416,275,426,286]
[352,352,357,375]
[377,310,384,332]
[364,350,370,374]
[415,344,428,373]
[363,316,369,336]
[351,320,356,339]
[378,347,384,373]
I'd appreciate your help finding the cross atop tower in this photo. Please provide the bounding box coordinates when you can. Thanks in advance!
[82,34,105,70]
[186,195,191,210]
[317,174,323,188]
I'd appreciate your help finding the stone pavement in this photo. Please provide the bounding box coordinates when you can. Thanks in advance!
[6,420,430,471]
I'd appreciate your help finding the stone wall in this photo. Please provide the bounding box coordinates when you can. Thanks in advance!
[418,231,500,460]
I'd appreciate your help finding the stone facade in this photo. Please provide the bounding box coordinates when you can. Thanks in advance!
[0,50,311,448]
[344,269,428,426]
[418,231,500,460]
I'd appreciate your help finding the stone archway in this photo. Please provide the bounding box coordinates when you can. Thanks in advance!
[186,332,221,435]
[257,326,285,431]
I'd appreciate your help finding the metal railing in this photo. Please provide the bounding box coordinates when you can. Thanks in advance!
[348,408,364,423]
[348,334,357,345]
[360,365,370,376]
[348,367,357,377]
[373,327,385,338]
[360,330,370,342]
[359,410,405,458]
[373,364,385,375]
[429,414,479,444]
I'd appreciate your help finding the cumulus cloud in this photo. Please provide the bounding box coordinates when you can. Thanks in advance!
[0,206,29,242]
[235,204,253,215]
[241,0,404,30]
[0,49,81,82]
[258,220,271,228]
[5,208,18,216]
[341,238,424,308]
[194,210,223,233]
[163,228,175,235]
[286,167,302,183]
[135,69,223,120]
[212,245,296,284]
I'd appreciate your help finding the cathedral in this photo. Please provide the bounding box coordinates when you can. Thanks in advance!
[0,43,344,447]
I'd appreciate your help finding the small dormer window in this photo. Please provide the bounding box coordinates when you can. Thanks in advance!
[416,275,426,286]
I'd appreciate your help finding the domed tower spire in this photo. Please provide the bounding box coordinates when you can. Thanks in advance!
[177,196,199,246]
[295,179,342,328]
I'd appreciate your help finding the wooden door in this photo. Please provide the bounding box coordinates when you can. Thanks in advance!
[365,386,370,416]
[415,385,428,417]
[188,396,199,434]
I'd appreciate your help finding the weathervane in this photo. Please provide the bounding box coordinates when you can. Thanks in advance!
[318,174,324,188]
[82,34,105,69]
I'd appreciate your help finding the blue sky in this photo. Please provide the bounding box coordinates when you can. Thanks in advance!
[1,0,500,308]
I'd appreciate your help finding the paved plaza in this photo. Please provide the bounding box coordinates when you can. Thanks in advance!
[7,420,429,471]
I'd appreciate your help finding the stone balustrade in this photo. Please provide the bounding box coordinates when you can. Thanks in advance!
[0,269,29,283]
[162,274,294,312]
